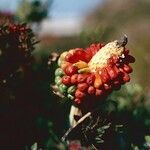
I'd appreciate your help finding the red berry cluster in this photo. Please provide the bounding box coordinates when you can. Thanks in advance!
[54,43,135,105]
[0,23,37,81]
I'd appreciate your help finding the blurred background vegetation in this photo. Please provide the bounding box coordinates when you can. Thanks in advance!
[0,0,149,149]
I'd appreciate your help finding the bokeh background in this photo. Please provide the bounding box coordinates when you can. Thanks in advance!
[0,0,149,149]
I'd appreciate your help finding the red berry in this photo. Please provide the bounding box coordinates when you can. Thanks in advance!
[88,86,95,95]
[86,48,93,58]
[123,64,132,73]
[62,76,71,85]
[100,68,110,83]
[77,74,87,83]
[119,68,130,83]
[65,53,77,63]
[84,52,91,62]
[86,43,101,57]
[71,74,78,84]
[85,49,93,60]
[74,98,81,104]
[113,65,120,75]
[65,65,78,76]
[74,48,87,62]
[123,73,130,82]
[89,45,97,56]
[65,53,73,62]
[106,66,117,80]
[75,89,86,99]
[86,74,95,85]
[77,83,88,92]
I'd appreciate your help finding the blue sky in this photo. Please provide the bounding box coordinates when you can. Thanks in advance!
[0,0,102,19]
[0,0,103,36]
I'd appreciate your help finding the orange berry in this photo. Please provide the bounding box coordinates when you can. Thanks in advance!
[94,73,102,88]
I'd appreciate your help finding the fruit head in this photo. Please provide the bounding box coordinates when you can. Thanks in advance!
[54,36,135,106]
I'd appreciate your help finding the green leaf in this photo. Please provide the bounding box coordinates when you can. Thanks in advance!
[97,139,104,143]
[31,143,38,150]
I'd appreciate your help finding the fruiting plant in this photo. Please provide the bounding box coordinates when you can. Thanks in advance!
[53,35,135,127]
[0,23,40,149]
[0,23,37,83]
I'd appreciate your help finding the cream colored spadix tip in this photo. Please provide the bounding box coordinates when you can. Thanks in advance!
[88,40,125,72]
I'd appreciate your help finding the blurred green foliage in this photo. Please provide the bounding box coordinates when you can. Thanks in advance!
[16,0,52,23]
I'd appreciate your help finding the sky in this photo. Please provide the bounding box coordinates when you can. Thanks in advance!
[0,0,102,36]
[0,0,102,19]
[50,0,102,19]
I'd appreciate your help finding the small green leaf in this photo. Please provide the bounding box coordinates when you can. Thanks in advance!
[97,139,104,143]
[31,143,37,150]
[67,85,76,94]
[67,94,74,100]
[55,76,62,85]
[55,68,64,76]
